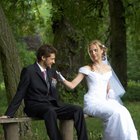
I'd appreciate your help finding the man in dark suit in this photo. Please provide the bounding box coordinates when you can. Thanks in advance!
[2,44,88,140]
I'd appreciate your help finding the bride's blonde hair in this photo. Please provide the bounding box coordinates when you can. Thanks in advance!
[87,40,107,60]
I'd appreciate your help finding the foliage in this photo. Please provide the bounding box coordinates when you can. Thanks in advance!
[127,42,140,81]
[1,0,53,43]
[17,43,36,66]
[124,0,140,81]
[52,0,109,45]
[58,82,86,106]
[124,0,140,51]
[1,0,139,81]
[123,80,140,101]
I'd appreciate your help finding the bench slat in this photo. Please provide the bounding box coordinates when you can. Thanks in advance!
[0,117,41,123]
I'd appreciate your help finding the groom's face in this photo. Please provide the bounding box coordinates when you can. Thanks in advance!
[42,53,56,68]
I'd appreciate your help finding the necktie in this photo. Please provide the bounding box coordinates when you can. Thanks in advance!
[42,70,50,92]
[42,70,46,80]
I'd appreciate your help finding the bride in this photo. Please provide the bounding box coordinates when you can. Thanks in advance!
[57,40,138,140]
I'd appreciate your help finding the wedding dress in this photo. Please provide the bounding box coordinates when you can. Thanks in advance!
[79,67,138,140]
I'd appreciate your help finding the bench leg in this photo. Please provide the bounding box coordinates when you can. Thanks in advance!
[3,123,19,140]
[60,120,74,140]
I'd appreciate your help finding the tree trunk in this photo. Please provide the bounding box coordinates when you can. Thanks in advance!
[51,3,87,101]
[0,5,22,102]
[52,15,85,76]
[0,4,32,139]
[108,0,127,88]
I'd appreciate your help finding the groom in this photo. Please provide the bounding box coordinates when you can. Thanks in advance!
[3,44,88,140]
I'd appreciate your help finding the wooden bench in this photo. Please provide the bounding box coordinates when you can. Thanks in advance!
[0,117,74,140]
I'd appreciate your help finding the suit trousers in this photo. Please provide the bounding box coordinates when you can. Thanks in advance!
[25,102,88,140]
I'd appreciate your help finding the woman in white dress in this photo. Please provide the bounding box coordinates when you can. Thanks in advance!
[57,40,138,140]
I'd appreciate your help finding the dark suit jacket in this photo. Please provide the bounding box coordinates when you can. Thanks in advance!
[5,63,59,117]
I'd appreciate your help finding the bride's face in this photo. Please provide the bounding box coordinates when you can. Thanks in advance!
[88,44,103,62]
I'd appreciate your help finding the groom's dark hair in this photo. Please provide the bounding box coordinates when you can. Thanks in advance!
[36,44,57,61]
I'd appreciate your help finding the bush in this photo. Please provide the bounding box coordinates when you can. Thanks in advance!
[122,80,140,101]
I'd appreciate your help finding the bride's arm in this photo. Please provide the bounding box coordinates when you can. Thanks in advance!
[57,72,85,89]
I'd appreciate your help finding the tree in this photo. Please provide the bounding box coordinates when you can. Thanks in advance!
[108,0,127,88]
[0,3,32,139]
[0,4,22,103]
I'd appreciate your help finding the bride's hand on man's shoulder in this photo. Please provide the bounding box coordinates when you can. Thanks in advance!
[56,70,66,82]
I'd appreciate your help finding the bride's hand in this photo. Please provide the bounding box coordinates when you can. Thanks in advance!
[56,71,66,82]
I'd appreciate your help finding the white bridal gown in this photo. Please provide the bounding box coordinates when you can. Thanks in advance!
[79,67,138,140]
